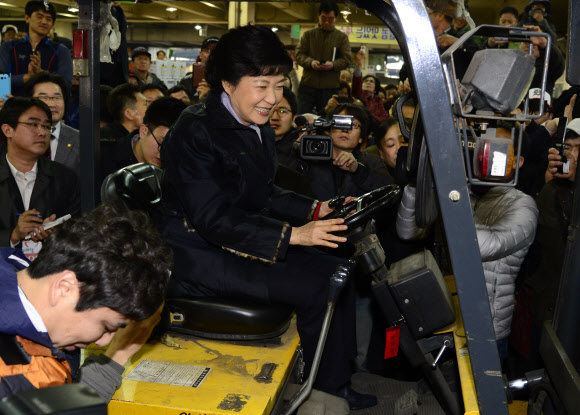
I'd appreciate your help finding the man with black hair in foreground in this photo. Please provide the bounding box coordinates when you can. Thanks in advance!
[0,202,173,401]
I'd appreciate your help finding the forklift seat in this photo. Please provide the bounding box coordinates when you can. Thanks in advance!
[101,163,294,340]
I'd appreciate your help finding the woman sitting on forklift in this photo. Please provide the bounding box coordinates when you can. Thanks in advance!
[158,24,377,410]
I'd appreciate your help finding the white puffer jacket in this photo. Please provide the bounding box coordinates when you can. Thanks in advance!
[396,185,538,340]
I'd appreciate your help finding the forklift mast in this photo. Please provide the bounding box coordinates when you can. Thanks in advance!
[75,1,580,414]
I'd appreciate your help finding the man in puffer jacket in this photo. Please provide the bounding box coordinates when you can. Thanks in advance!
[396,130,538,362]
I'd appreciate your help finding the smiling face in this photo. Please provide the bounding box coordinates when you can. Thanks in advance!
[25,10,54,38]
[2,106,51,161]
[222,74,285,126]
[330,109,362,155]
[32,82,65,125]
[378,123,405,168]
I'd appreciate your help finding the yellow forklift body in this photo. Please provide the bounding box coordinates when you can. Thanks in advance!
[88,318,300,415]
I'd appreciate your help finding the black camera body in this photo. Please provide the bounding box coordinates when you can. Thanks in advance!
[299,115,354,161]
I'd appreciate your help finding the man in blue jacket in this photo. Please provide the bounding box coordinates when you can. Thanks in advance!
[0,1,72,97]
[0,203,172,401]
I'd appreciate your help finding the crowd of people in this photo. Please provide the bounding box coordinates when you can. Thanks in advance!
[0,0,577,410]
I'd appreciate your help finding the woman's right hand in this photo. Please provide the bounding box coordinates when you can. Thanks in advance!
[290,219,347,248]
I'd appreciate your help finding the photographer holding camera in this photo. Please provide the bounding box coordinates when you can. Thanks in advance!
[520,0,558,44]
[286,103,393,201]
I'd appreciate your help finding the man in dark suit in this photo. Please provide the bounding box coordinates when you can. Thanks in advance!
[0,97,79,248]
[24,72,79,175]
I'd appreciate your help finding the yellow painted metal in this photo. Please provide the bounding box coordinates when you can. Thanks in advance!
[437,276,479,415]
[100,317,300,415]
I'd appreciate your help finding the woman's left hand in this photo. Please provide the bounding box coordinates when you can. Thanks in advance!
[334,151,358,172]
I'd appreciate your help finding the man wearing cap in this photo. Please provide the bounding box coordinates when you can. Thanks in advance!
[0,1,72,97]
[178,36,218,103]
[131,47,167,89]
[1,25,17,44]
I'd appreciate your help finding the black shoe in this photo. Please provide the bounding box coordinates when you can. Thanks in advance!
[326,385,378,410]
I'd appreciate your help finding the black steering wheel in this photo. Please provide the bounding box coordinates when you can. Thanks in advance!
[325,184,402,229]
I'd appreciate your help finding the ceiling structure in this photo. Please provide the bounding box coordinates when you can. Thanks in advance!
[0,0,570,49]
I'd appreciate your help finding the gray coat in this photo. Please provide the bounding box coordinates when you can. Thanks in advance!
[396,186,538,340]
[55,122,80,176]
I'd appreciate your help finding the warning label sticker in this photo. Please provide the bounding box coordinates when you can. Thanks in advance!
[125,359,211,388]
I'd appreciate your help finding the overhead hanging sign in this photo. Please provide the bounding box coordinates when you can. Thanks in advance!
[336,25,398,45]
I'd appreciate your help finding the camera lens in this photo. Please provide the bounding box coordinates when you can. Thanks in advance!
[307,140,327,154]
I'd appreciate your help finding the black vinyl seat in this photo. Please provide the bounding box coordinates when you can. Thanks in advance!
[101,163,294,340]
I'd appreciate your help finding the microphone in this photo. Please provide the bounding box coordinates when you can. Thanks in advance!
[294,115,308,129]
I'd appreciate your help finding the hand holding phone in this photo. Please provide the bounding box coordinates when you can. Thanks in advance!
[25,214,71,240]
[554,117,570,174]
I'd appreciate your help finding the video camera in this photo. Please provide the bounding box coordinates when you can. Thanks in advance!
[298,114,353,161]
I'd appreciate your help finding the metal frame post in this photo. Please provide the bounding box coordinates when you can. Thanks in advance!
[77,0,100,212]
[354,0,508,413]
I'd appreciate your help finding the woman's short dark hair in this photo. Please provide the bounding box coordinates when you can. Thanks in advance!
[205,25,293,94]
[362,74,381,94]
[0,97,51,141]
[328,103,371,143]
[27,202,173,321]
[282,86,298,115]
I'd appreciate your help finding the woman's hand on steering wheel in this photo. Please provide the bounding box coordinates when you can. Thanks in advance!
[318,197,357,219]
[290,219,348,248]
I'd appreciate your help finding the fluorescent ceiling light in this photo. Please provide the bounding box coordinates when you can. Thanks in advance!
[271,27,278,32]
[68,6,79,12]
[57,13,77,18]
[194,24,202,30]
[200,1,220,9]
[166,7,177,12]
[0,2,19,6]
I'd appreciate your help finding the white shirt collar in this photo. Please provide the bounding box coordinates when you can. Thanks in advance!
[52,121,61,140]
[18,286,48,333]
[6,154,38,177]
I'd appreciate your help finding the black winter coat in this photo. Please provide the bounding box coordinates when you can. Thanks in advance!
[159,91,317,299]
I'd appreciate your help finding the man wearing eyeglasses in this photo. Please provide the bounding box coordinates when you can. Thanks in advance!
[24,72,79,176]
[100,97,187,181]
[0,97,79,249]
[295,1,351,116]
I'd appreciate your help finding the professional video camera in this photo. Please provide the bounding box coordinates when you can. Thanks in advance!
[297,114,353,161]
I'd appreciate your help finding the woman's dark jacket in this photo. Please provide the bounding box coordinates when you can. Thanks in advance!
[160,91,317,298]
